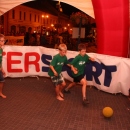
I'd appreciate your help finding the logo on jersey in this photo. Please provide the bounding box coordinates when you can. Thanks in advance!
[79,61,85,65]
[57,62,64,65]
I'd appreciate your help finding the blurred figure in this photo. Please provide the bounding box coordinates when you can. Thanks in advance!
[28,33,36,46]
[0,34,7,98]
[40,31,47,46]
[24,27,33,46]
[36,33,40,46]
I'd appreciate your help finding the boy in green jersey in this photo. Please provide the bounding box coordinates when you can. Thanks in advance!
[64,43,95,106]
[48,44,71,101]
[0,34,6,98]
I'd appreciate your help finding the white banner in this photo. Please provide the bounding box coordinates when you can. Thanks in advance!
[2,45,130,96]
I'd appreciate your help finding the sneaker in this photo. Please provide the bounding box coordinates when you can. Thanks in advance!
[82,99,89,106]
[64,89,71,94]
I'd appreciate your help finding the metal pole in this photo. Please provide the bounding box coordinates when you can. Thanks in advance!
[77,17,82,50]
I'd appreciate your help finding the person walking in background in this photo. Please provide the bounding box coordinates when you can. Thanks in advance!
[64,43,95,106]
[24,27,33,46]
[40,31,47,46]
[36,33,40,46]
[48,44,71,101]
[0,34,7,98]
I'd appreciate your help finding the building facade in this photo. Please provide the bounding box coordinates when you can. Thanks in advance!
[1,5,70,35]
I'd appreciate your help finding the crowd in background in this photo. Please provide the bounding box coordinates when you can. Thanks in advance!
[4,25,97,51]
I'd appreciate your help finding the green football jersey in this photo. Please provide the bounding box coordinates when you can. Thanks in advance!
[48,54,68,76]
[71,54,90,77]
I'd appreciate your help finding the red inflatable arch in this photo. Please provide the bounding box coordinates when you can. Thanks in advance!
[92,0,129,57]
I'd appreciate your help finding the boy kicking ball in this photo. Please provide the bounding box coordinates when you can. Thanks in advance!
[64,43,95,106]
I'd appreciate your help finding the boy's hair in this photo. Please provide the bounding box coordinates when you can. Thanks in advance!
[58,43,67,51]
[0,34,5,39]
[78,43,86,51]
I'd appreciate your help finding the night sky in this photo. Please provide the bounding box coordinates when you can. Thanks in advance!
[48,0,81,16]
[23,0,80,16]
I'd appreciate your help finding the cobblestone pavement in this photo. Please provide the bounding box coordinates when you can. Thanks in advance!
[0,77,130,130]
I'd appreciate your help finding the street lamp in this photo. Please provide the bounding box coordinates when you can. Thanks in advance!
[41,14,49,34]
[51,24,54,27]
[51,24,54,31]
[42,14,49,26]
[67,24,70,33]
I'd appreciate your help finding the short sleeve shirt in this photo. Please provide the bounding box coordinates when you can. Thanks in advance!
[71,54,90,77]
[48,54,68,76]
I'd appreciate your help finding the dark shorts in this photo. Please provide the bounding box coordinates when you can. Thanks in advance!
[50,73,65,87]
[0,70,5,82]
[73,74,84,83]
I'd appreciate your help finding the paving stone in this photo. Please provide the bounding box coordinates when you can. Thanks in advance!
[0,77,130,130]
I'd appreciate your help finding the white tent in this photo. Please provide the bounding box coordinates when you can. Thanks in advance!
[0,0,34,16]
[0,0,95,18]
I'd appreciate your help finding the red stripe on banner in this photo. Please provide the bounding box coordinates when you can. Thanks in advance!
[92,0,129,57]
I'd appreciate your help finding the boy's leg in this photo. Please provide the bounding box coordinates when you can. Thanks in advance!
[55,85,64,101]
[60,82,66,91]
[59,82,66,98]
[80,78,89,105]
[80,78,87,99]
[50,75,64,101]
[64,82,76,93]
[0,82,6,98]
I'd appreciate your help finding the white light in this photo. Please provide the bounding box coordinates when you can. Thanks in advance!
[46,32,49,35]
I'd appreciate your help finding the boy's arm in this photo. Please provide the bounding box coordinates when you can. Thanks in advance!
[89,57,95,62]
[49,55,58,76]
[49,65,58,76]
[66,64,75,70]
[66,63,71,67]
[71,65,78,74]
[1,67,5,76]
[66,64,78,74]
[86,54,95,62]
[67,56,79,74]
